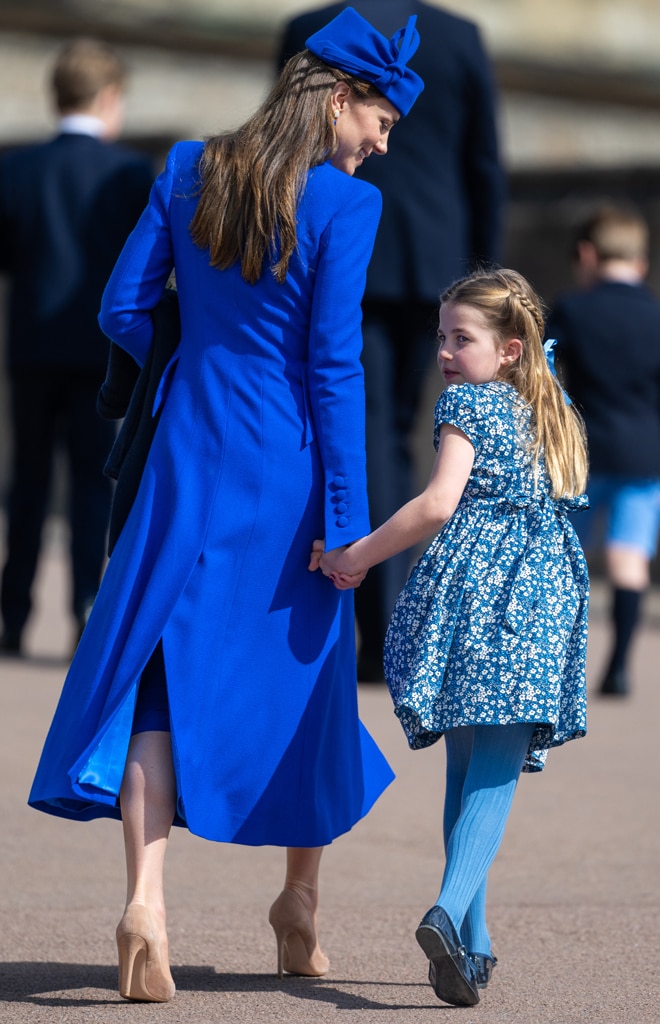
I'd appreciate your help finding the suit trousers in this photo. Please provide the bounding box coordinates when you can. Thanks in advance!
[355,299,438,668]
[1,368,115,634]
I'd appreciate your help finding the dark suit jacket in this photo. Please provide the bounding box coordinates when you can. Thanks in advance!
[0,131,153,372]
[548,280,660,478]
[278,0,504,302]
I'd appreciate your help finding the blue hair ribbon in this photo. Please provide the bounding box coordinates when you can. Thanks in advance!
[543,338,572,406]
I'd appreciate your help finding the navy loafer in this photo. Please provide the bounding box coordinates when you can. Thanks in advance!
[471,952,497,989]
[415,906,480,1007]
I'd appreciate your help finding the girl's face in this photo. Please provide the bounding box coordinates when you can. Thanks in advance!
[330,88,399,176]
[437,302,521,386]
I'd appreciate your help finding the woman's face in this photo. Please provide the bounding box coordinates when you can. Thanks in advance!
[330,88,399,176]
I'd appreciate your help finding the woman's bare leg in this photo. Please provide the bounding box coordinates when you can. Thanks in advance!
[120,730,176,914]
[269,847,329,977]
[116,730,177,1001]
[283,846,324,906]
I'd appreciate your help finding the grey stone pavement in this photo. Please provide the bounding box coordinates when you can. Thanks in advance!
[1,528,659,1023]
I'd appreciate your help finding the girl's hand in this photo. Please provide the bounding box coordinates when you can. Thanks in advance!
[320,545,367,588]
[309,540,367,589]
[319,543,354,578]
[310,540,352,576]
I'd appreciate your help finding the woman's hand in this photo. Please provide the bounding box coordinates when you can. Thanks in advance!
[328,569,367,590]
[308,538,325,573]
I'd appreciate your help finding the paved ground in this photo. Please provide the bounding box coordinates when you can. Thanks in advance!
[1,530,659,1023]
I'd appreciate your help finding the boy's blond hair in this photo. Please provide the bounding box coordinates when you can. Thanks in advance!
[575,203,648,264]
[51,38,127,114]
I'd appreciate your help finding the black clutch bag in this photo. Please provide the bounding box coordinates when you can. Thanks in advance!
[97,287,181,554]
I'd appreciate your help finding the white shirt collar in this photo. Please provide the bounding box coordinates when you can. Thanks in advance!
[57,114,106,138]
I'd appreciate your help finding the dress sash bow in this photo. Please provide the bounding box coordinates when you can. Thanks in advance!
[489,493,588,634]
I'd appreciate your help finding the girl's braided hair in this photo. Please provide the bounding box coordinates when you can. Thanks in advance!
[440,268,588,498]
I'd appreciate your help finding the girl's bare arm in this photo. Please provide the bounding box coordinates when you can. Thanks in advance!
[317,424,474,584]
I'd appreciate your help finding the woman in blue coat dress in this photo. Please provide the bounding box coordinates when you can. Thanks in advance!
[28,7,424,1003]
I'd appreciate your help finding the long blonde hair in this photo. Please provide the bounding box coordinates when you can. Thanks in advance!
[189,50,377,285]
[441,268,589,498]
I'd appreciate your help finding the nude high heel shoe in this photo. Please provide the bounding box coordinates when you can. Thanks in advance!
[268,889,330,979]
[116,904,176,1002]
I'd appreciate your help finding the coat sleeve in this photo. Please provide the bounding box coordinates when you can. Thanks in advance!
[98,145,179,366]
[307,178,382,550]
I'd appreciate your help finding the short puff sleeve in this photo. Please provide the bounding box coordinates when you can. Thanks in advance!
[433,384,486,453]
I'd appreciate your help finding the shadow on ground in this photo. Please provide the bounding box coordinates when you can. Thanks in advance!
[0,962,443,1012]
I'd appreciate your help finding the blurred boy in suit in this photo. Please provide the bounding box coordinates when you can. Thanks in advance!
[0,38,153,654]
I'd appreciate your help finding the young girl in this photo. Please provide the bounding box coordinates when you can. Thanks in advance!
[313,268,589,1007]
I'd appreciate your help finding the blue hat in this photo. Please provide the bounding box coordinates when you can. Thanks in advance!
[305,6,424,117]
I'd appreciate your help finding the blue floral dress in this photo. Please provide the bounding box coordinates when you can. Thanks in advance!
[384,381,589,772]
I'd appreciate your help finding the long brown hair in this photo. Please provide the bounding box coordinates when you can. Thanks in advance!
[189,50,376,285]
[441,268,589,498]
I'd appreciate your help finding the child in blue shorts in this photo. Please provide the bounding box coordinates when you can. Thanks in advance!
[549,202,660,696]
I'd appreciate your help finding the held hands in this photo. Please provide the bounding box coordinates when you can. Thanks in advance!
[308,539,367,590]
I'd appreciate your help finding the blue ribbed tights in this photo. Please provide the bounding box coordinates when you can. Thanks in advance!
[437,723,535,956]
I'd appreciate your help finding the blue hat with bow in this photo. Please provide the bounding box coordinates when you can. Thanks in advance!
[305,6,424,117]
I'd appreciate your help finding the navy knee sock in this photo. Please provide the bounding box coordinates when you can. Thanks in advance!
[608,587,643,673]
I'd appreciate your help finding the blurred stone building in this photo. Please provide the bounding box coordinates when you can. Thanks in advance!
[2,0,660,504]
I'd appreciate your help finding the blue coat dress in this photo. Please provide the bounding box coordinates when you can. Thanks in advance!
[29,141,395,847]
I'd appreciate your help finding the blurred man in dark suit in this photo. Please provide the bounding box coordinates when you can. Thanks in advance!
[0,38,153,654]
[278,1,505,678]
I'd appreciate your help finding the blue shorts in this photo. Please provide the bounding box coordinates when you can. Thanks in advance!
[573,475,660,558]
